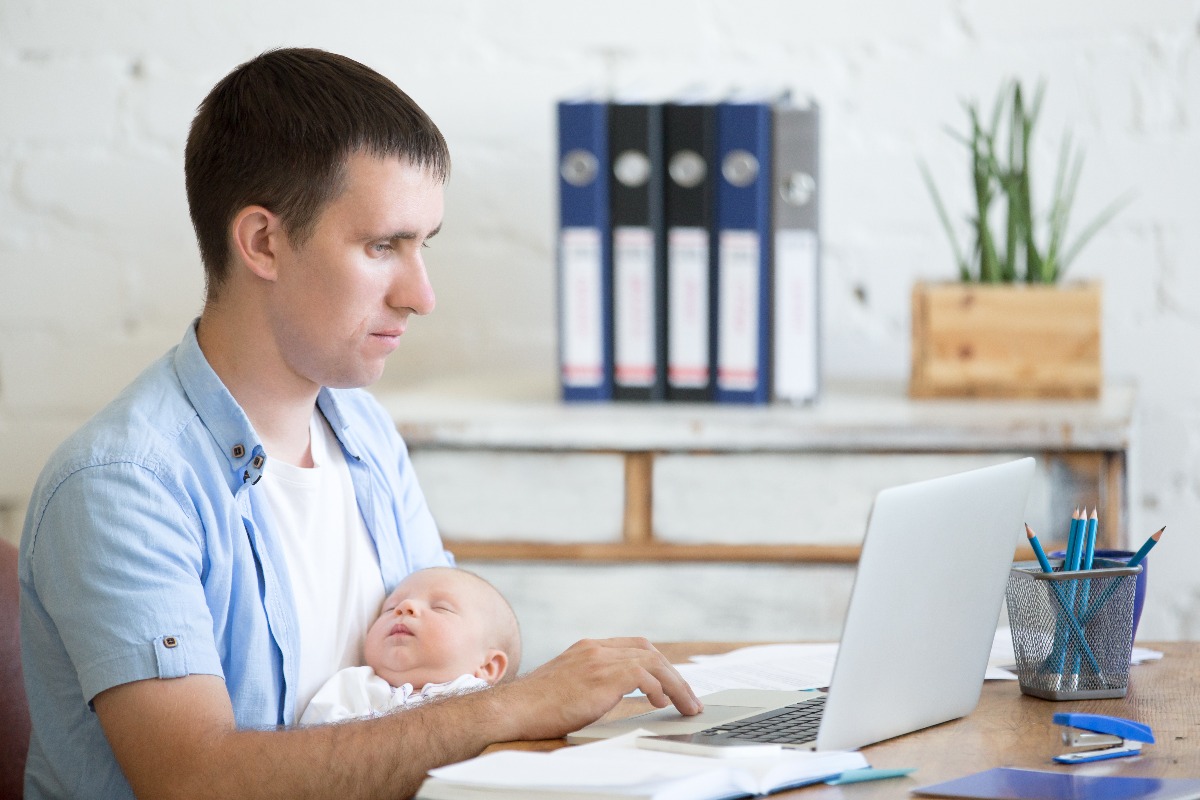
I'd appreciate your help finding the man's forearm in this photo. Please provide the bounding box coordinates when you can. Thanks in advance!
[96,675,514,800]
[222,691,507,800]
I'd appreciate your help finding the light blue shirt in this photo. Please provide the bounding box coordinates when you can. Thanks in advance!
[18,322,452,798]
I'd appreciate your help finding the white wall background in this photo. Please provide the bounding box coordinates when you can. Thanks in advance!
[2,1,1199,656]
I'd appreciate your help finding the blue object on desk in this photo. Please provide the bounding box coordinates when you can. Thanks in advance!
[1053,713,1154,764]
[825,767,915,785]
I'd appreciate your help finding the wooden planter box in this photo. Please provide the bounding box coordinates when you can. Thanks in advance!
[910,281,1101,399]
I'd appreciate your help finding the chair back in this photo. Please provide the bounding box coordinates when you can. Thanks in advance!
[0,538,29,799]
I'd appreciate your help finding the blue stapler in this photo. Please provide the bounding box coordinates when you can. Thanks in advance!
[1052,713,1155,764]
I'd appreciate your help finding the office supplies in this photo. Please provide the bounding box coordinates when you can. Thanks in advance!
[1078,528,1163,631]
[1006,559,1139,699]
[609,98,666,401]
[770,97,821,405]
[1024,524,1054,573]
[1128,525,1165,567]
[1024,521,1101,680]
[714,91,777,403]
[557,97,612,402]
[663,93,718,402]
[1082,509,1098,570]
[416,730,868,800]
[1052,712,1155,764]
[569,458,1036,751]
[825,767,915,785]
[1065,508,1083,572]
[913,767,1200,799]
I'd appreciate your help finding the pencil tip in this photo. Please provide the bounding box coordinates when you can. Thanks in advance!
[1025,523,1035,538]
[1154,526,1165,540]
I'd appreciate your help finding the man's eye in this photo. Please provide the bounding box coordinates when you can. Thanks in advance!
[373,243,392,253]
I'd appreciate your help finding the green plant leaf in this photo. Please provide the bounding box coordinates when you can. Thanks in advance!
[918,159,971,280]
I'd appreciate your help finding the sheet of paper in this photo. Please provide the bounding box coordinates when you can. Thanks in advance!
[428,731,718,789]
[671,634,1163,696]
[672,643,838,695]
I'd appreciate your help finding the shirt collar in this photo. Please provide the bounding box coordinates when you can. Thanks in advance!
[173,320,267,488]
[173,319,364,483]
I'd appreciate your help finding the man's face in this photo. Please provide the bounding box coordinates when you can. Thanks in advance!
[363,569,502,689]
[268,152,444,391]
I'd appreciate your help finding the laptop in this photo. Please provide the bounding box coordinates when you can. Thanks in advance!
[567,457,1035,752]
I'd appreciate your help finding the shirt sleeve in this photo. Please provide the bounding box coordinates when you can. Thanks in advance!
[26,461,225,703]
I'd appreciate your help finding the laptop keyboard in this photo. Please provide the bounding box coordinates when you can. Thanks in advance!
[698,696,826,745]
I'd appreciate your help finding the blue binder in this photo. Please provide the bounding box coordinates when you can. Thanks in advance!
[714,95,774,404]
[556,98,612,402]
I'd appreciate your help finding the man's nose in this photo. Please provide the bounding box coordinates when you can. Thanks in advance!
[388,254,436,316]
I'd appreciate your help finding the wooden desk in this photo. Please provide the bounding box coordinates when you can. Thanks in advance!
[497,641,1198,798]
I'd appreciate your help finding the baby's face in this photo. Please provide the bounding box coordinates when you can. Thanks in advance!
[363,568,503,689]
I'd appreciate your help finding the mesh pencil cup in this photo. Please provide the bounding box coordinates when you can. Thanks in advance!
[1005,558,1141,700]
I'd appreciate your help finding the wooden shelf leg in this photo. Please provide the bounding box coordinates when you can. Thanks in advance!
[624,452,654,546]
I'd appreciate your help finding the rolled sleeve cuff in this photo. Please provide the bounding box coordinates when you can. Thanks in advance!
[79,635,225,705]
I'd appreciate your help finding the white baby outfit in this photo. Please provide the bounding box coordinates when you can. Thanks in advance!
[300,666,489,724]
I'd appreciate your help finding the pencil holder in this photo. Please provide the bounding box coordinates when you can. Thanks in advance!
[1005,559,1141,700]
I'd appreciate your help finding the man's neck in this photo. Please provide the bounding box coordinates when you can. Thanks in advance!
[196,304,318,468]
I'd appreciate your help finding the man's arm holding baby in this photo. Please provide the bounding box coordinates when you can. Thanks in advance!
[94,637,702,800]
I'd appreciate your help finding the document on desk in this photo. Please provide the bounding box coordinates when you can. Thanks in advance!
[675,643,838,694]
[417,730,869,800]
[674,633,1165,696]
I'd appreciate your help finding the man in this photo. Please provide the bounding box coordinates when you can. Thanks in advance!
[18,48,700,799]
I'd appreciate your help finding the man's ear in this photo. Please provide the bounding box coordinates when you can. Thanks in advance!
[473,650,509,685]
[230,205,283,282]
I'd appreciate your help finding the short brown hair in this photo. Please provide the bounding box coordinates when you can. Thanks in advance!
[184,48,451,299]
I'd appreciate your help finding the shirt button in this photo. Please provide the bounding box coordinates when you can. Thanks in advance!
[232,444,245,459]
[163,636,179,648]
[251,455,264,469]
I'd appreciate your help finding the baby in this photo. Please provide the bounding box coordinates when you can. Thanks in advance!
[301,566,521,724]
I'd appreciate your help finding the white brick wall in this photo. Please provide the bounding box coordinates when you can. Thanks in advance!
[2,2,1198,647]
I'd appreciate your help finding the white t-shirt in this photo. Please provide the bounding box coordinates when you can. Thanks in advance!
[258,411,386,718]
[299,666,490,724]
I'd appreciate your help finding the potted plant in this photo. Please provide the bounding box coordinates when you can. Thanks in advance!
[910,79,1131,399]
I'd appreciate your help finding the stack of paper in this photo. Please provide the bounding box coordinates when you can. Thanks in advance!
[417,731,868,800]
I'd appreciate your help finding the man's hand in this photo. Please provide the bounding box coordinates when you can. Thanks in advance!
[492,637,703,741]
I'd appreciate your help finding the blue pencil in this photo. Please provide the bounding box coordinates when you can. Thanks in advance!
[1127,526,1165,568]
[1081,526,1165,626]
[1026,523,1102,677]
[1081,509,1098,571]
[1056,510,1085,677]
[1074,509,1099,677]
[1025,524,1054,573]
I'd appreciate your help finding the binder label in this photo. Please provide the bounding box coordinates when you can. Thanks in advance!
[559,227,604,387]
[774,229,819,401]
[613,226,657,387]
[717,230,760,391]
[667,227,710,387]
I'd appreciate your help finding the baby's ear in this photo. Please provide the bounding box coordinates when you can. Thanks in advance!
[474,649,509,685]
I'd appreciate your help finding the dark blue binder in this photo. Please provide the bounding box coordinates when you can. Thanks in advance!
[556,99,612,402]
[714,96,774,404]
